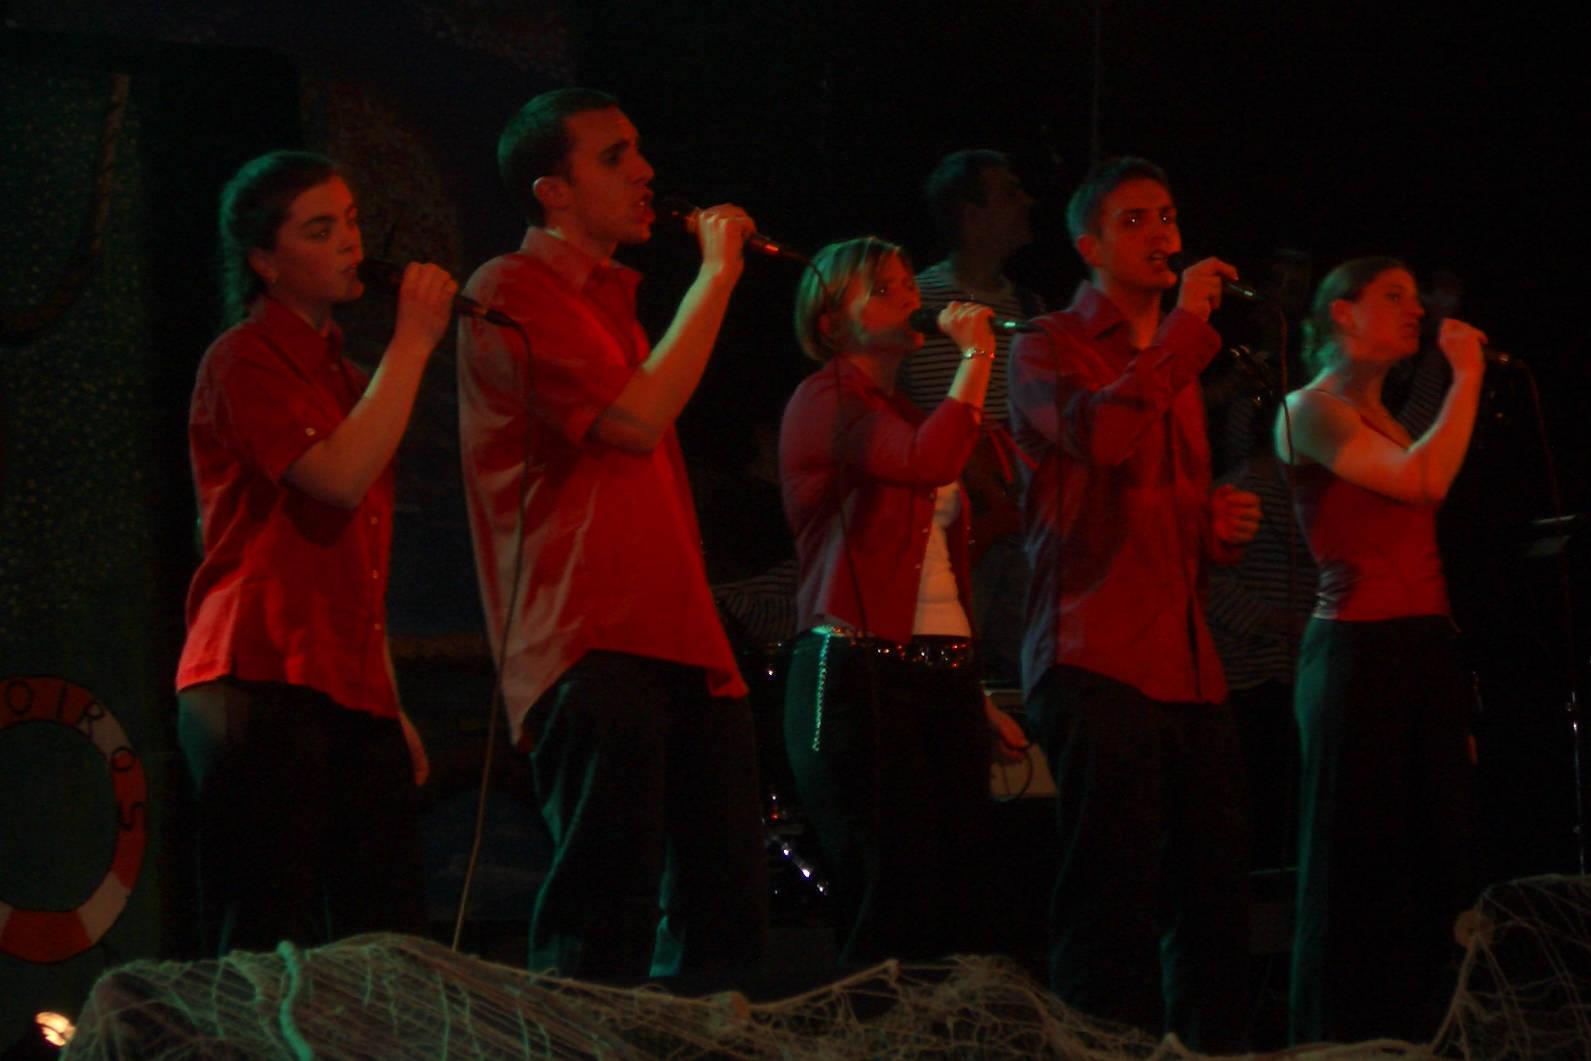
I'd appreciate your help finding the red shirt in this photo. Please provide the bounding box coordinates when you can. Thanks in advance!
[780,358,980,644]
[1291,409,1449,621]
[1009,282,1238,703]
[457,228,744,744]
[177,297,397,717]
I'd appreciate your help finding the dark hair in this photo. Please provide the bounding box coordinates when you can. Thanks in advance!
[793,236,911,363]
[1301,256,1410,373]
[498,87,620,224]
[922,149,1010,247]
[1065,155,1170,243]
[217,150,340,325]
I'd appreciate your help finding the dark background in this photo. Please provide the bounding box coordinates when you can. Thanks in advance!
[2,0,1587,1051]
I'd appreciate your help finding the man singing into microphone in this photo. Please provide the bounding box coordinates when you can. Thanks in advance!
[1009,156,1261,1050]
[457,87,766,981]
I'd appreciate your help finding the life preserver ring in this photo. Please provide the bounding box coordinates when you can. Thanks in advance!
[0,676,147,963]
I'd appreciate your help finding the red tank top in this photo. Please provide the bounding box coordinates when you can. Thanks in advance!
[1290,402,1450,621]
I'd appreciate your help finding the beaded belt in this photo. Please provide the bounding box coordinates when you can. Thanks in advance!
[810,626,977,671]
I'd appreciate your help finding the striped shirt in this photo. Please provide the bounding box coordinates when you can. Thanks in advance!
[899,260,1042,426]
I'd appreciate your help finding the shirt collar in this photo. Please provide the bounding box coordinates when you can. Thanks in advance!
[522,227,641,298]
[1067,281,1126,340]
[250,296,344,363]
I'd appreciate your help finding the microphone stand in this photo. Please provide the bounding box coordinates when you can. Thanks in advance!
[1514,360,1585,872]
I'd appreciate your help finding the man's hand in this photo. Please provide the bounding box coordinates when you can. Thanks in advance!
[1211,482,1262,547]
[985,694,1030,765]
[693,203,754,281]
[1176,256,1239,321]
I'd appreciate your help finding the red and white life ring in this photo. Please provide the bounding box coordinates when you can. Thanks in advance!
[0,676,147,963]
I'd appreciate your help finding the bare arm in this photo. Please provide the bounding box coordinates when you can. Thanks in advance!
[285,263,457,508]
[1276,318,1487,504]
[591,205,750,452]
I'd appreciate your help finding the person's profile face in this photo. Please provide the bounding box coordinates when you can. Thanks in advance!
[555,106,656,249]
[1334,268,1425,362]
[832,253,923,355]
[249,175,364,323]
[968,165,1035,253]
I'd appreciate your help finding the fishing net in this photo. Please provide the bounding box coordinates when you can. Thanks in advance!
[60,874,1591,1059]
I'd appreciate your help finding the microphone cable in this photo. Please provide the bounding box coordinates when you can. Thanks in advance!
[450,314,536,952]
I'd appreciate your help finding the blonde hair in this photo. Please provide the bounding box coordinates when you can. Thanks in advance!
[792,236,910,362]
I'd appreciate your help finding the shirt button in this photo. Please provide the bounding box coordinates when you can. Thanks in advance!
[371,569,380,579]
[373,621,383,631]
[304,427,317,437]
[368,515,378,526]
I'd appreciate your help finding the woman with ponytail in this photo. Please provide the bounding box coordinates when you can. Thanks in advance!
[1277,256,1488,1043]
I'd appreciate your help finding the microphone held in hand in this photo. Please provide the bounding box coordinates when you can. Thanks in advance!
[357,258,515,327]
[907,306,1037,335]
[1167,253,1262,302]
[655,196,809,264]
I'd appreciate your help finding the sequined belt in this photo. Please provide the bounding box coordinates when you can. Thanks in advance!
[809,626,977,671]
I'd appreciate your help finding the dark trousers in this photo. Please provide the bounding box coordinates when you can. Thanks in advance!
[524,651,767,982]
[1031,665,1252,1053]
[784,631,992,965]
[1290,616,1476,1044]
[178,679,425,957]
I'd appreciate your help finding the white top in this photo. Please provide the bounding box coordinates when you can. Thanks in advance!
[912,482,972,637]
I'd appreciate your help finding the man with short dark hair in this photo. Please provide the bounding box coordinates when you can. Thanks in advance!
[1010,156,1261,1050]
[457,87,767,981]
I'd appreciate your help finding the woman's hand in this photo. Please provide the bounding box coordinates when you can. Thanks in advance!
[939,300,997,356]
[391,261,459,361]
[1437,317,1487,378]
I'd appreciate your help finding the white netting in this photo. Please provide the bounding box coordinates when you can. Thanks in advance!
[59,875,1591,1060]
[1431,873,1591,1058]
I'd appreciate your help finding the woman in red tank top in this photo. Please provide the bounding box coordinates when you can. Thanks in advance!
[1275,257,1489,1044]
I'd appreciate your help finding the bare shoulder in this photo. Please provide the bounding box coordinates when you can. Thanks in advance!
[1277,388,1358,463]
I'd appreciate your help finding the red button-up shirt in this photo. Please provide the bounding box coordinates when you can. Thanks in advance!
[458,228,745,744]
[1009,282,1238,703]
[177,297,397,717]
[780,358,980,644]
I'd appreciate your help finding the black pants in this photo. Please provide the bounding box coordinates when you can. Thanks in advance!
[1031,665,1252,1053]
[524,651,767,982]
[1290,616,1476,1044]
[784,631,991,965]
[178,679,425,957]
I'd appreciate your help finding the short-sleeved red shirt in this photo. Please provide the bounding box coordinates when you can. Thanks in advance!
[779,358,981,644]
[457,228,744,744]
[1009,282,1237,704]
[177,297,397,717]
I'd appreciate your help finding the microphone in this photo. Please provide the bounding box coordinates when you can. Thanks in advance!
[1484,346,1518,367]
[655,196,809,263]
[357,258,515,327]
[908,306,1037,336]
[1167,253,1262,302]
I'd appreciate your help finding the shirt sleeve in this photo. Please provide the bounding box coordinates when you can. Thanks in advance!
[200,331,345,484]
[1017,307,1222,469]
[784,367,980,488]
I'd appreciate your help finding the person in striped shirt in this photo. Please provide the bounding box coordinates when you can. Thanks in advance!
[901,149,1044,685]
